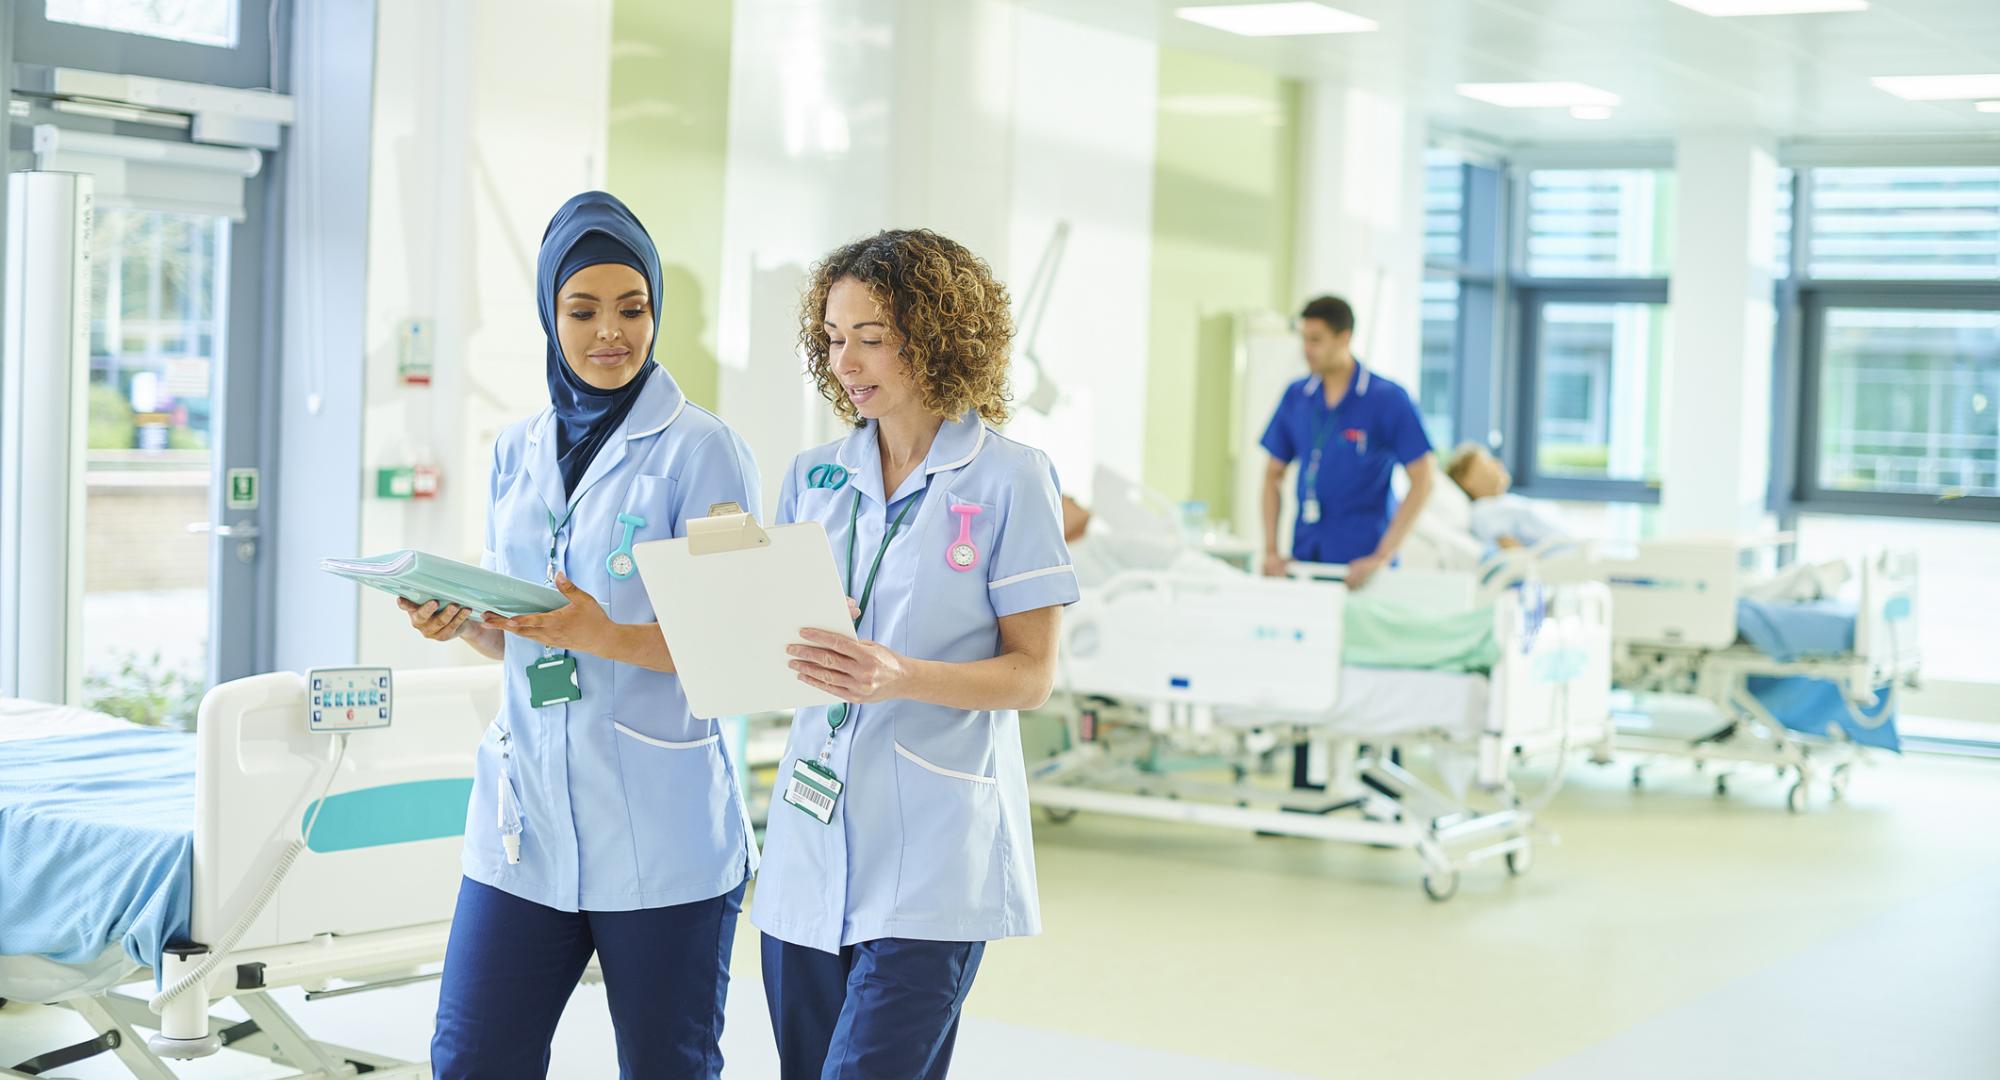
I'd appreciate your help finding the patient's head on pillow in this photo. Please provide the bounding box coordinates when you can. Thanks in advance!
[1447,443,1510,500]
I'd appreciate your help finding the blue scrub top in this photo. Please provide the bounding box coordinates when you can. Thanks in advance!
[751,410,1080,954]
[1259,363,1431,564]
[464,366,763,913]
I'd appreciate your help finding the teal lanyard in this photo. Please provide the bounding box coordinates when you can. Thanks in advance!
[827,489,919,735]
[546,503,580,582]
[1301,395,1346,494]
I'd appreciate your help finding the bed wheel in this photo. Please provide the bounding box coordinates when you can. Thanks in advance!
[1630,766,1644,790]
[1505,846,1533,877]
[1831,764,1853,800]
[1786,780,1808,814]
[1714,775,1729,797]
[1422,871,1459,902]
[1041,806,1078,825]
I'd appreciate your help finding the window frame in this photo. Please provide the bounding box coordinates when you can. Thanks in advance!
[1510,281,1669,504]
[1791,283,2000,523]
[13,0,276,90]
[1421,156,1504,458]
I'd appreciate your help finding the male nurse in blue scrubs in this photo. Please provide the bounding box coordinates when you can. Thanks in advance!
[1259,295,1435,796]
[1258,294,1436,589]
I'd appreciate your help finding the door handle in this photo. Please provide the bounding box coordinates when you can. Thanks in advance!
[188,520,260,562]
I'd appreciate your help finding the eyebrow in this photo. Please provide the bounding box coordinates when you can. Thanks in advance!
[564,290,648,301]
[824,320,886,330]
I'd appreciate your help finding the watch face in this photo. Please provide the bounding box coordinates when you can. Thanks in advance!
[951,543,976,568]
[610,553,634,577]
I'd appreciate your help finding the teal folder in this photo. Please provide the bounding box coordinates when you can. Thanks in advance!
[320,550,566,617]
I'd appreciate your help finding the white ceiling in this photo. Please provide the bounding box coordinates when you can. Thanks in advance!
[1011,0,2000,145]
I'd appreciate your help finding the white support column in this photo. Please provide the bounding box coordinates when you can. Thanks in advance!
[1661,133,1779,536]
[0,172,91,703]
[1292,80,1427,387]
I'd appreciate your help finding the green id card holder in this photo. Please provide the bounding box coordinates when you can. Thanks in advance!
[526,653,582,707]
[782,759,842,824]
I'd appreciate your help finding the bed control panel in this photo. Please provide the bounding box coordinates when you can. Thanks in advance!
[307,667,393,732]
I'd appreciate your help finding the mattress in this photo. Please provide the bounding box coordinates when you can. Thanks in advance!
[1735,599,1857,663]
[0,698,140,742]
[1221,665,1489,740]
[0,723,195,982]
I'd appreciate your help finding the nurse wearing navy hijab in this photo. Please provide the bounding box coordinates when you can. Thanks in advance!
[401,191,761,1079]
[1258,294,1436,590]
[754,229,1079,1079]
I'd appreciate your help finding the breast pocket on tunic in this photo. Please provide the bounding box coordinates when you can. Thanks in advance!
[916,495,998,662]
[609,474,677,623]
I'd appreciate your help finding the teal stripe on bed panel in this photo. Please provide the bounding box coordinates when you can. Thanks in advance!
[301,778,474,853]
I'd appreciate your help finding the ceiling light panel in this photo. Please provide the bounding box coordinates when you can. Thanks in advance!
[1668,0,1867,15]
[1870,74,2000,101]
[1175,3,1378,37]
[1456,82,1622,109]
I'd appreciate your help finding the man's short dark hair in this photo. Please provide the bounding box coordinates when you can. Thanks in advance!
[1299,295,1354,335]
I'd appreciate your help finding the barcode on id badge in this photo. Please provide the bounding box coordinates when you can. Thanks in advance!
[791,780,833,812]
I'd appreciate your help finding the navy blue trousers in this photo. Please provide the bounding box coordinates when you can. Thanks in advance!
[431,876,744,1079]
[760,933,985,1080]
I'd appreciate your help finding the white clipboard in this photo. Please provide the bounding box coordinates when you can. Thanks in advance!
[633,501,857,719]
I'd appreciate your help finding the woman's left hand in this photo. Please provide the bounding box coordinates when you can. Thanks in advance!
[788,629,914,704]
[486,572,615,655]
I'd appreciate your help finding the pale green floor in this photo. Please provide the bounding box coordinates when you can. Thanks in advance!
[6,752,1998,1078]
[962,751,2000,1078]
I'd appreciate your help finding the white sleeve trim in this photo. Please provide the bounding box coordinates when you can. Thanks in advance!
[988,564,1076,590]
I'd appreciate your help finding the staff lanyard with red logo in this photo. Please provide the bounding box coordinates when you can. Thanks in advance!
[1301,411,1364,526]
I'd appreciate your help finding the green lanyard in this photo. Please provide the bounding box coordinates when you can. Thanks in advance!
[826,489,919,735]
[546,503,579,584]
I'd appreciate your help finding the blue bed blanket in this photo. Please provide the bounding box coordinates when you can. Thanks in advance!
[1732,599,1899,751]
[0,728,194,972]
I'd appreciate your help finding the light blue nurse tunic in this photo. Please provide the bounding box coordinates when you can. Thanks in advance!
[751,409,1081,953]
[462,365,762,913]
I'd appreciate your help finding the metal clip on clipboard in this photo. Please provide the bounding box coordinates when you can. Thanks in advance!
[686,502,771,556]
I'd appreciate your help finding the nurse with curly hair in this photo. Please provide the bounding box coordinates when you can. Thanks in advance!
[752,229,1079,1079]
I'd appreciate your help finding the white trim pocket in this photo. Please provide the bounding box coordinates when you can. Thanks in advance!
[894,742,997,785]
[614,722,720,750]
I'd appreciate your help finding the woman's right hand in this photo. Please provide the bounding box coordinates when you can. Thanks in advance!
[399,597,475,641]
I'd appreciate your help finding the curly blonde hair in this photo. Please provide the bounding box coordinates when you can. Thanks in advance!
[799,229,1013,427]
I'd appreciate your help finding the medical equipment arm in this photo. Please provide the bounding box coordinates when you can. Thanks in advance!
[792,605,1063,711]
[1261,456,1288,576]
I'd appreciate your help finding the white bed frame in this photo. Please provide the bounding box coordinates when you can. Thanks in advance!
[1030,569,1613,902]
[1534,540,1921,811]
[4,666,496,1080]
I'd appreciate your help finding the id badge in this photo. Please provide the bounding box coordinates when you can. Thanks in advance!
[1301,497,1322,525]
[526,654,583,707]
[783,759,842,824]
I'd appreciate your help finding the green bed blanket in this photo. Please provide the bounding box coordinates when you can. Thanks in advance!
[1342,593,1500,673]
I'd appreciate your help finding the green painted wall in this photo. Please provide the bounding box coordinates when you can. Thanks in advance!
[605,0,734,411]
[1142,49,1300,519]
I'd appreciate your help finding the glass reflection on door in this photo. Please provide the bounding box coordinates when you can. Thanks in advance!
[80,208,227,727]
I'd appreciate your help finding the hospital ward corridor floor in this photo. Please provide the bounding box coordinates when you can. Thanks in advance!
[4,753,1998,1078]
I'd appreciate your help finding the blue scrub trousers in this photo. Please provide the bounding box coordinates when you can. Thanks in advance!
[431,876,744,1080]
[760,933,986,1080]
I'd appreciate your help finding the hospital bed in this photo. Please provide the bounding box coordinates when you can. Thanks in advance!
[0,666,496,1079]
[1402,472,1921,809]
[1534,539,1920,811]
[1030,568,1613,902]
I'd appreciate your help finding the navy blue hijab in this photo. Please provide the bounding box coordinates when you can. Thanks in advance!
[537,191,663,497]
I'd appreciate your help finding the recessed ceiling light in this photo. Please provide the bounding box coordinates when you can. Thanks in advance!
[1870,74,2000,101]
[1668,0,1866,15]
[1570,105,1614,120]
[1456,82,1622,109]
[1976,100,2000,114]
[1175,2,1379,36]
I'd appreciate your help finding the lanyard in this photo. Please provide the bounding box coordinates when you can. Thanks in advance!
[1301,405,1345,493]
[826,489,919,737]
[546,502,580,582]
